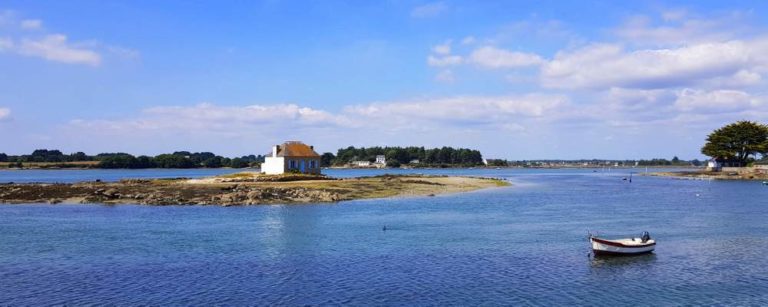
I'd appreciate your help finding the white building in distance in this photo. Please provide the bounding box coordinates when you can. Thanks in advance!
[261,141,321,175]
[375,155,386,165]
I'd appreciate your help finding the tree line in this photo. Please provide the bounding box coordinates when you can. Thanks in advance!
[327,146,484,167]
[483,157,704,167]
[0,150,264,169]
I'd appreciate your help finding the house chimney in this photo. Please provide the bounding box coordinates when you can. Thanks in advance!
[310,145,314,150]
[273,145,279,157]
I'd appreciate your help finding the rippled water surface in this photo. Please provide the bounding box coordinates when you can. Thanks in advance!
[1,169,767,305]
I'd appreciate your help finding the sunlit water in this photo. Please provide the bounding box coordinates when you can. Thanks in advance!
[1,168,767,305]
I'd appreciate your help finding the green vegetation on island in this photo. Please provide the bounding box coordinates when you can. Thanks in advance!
[701,120,768,165]
[0,150,265,169]
[482,157,704,168]
[650,120,768,180]
[0,146,487,169]
[327,146,484,167]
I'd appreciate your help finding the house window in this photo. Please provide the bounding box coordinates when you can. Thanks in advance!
[289,160,296,169]
[310,160,316,168]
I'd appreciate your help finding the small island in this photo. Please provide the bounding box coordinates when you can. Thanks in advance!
[649,121,768,181]
[0,173,509,206]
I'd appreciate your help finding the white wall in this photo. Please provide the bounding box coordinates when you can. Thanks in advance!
[262,156,285,175]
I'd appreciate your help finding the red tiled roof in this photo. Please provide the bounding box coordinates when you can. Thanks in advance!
[271,141,320,157]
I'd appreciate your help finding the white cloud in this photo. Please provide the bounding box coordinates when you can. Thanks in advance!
[674,89,760,113]
[602,88,676,112]
[70,94,568,138]
[19,19,42,30]
[469,46,544,69]
[0,107,10,121]
[614,11,752,46]
[432,41,451,55]
[461,36,476,45]
[427,54,462,67]
[0,11,134,66]
[71,103,353,133]
[411,2,447,18]
[17,34,101,66]
[540,40,759,89]
[346,94,567,123]
[427,41,462,66]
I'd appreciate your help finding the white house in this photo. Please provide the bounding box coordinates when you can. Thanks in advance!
[261,141,321,175]
[706,159,722,171]
[375,155,386,165]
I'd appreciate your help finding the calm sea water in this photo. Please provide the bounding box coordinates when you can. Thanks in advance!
[1,168,767,305]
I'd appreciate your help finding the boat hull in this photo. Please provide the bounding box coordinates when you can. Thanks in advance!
[591,237,655,256]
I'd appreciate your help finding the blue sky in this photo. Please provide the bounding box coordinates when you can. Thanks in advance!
[1,1,768,159]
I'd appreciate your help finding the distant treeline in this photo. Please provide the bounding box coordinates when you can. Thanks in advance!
[485,156,704,167]
[0,149,264,169]
[327,146,484,167]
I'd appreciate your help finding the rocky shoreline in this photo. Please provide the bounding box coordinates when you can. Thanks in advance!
[647,170,768,181]
[0,174,509,206]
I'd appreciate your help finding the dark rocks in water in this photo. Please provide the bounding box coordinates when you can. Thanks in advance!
[103,189,121,198]
[119,179,151,184]
[0,175,495,206]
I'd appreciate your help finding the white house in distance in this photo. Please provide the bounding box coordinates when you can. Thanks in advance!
[375,155,386,165]
[706,159,722,171]
[261,141,321,175]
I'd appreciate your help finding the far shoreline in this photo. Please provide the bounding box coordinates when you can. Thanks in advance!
[0,165,701,171]
[646,170,768,181]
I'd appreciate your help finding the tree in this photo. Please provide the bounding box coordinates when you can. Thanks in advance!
[228,158,247,168]
[68,152,90,162]
[321,152,336,167]
[701,121,768,163]
[98,154,140,168]
[202,157,224,168]
[153,154,195,168]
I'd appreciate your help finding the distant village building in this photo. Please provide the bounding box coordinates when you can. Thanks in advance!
[352,160,371,167]
[706,157,746,171]
[375,155,386,165]
[706,159,722,171]
[409,159,420,164]
[262,141,321,175]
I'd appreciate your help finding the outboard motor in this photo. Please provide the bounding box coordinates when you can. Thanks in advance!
[641,231,651,243]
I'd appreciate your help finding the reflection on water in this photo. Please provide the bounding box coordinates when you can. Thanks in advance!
[590,253,657,268]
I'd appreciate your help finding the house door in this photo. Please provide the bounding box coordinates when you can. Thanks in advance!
[300,160,305,173]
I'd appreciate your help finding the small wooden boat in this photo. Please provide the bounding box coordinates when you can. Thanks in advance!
[590,232,655,256]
